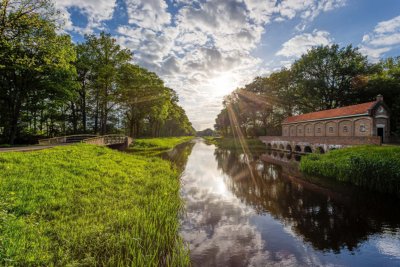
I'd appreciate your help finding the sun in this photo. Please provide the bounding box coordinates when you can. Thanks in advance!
[210,72,237,96]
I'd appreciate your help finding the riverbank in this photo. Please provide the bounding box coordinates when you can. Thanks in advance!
[128,136,194,156]
[300,145,400,195]
[203,137,265,149]
[0,144,189,266]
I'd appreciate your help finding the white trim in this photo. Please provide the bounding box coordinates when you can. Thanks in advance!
[282,113,369,125]
[375,115,388,119]
[376,124,385,128]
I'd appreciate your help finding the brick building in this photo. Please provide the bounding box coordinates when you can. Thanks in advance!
[281,95,390,143]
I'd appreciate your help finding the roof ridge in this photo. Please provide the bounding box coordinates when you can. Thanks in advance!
[284,101,378,124]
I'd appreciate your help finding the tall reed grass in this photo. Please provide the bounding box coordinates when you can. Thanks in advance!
[0,144,189,266]
[300,145,400,195]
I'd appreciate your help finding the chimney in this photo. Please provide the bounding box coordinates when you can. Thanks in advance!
[376,94,383,102]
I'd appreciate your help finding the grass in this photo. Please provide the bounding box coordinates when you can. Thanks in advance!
[128,136,194,156]
[300,145,400,196]
[203,136,265,149]
[0,144,190,266]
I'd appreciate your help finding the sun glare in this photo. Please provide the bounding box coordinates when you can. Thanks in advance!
[210,73,237,96]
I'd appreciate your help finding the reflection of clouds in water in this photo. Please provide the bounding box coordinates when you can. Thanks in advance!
[180,142,317,266]
[375,233,400,259]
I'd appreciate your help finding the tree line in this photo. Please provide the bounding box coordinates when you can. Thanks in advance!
[215,44,400,138]
[0,0,195,144]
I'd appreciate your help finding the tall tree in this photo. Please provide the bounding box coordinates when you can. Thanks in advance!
[0,0,77,144]
[292,44,371,113]
[83,32,132,135]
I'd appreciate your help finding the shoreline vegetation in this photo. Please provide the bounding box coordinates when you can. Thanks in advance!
[300,145,400,196]
[128,136,195,156]
[0,143,191,266]
[203,137,265,149]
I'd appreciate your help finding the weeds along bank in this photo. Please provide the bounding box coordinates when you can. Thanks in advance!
[0,144,190,266]
[203,137,265,149]
[300,146,400,196]
[128,136,194,156]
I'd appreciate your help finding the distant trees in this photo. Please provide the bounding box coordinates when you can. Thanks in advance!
[0,0,194,144]
[215,45,400,137]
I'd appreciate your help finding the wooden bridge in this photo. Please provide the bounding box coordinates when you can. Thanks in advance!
[38,134,133,150]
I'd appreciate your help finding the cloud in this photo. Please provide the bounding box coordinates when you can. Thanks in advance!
[59,0,346,129]
[54,0,117,33]
[360,15,400,62]
[124,0,171,31]
[276,30,332,58]
[276,0,346,21]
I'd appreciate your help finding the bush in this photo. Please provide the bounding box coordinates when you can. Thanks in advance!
[300,146,400,195]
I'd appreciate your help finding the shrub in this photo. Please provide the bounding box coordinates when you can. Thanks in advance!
[300,145,400,195]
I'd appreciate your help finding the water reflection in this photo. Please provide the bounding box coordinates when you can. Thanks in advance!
[177,139,400,267]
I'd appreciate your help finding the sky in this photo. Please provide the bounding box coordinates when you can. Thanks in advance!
[54,0,400,130]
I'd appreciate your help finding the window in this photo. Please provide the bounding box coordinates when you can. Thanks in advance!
[360,124,366,132]
[343,126,348,133]
[307,128,311,133]
[298,129,302,133]
[329,127,334,133]
[317,127,321,133]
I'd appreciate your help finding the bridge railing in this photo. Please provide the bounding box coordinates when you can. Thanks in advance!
[38,134,133,149]
[38,134,97,145]
[82,134,132,146]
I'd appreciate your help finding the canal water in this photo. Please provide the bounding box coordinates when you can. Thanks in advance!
[163,138,400,267]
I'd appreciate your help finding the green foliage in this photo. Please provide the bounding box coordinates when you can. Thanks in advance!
[214,44,400,138]
[0,144,190,266]
[203,137,265,149]
[128,137,194,156]
[0,1,194,144]
[300,146,400,195]
[0,0,78,144]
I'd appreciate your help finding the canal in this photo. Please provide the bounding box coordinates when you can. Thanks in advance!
[163,138,400,267]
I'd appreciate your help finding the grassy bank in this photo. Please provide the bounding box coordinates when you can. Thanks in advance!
[0,144,189,266]
[203,137,265,149]
[300,145,400,195]
[128,136,194,156]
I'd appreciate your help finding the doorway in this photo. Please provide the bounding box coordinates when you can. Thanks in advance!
[377,127,384,143]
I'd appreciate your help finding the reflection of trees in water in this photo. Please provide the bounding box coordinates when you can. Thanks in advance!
[214,147,400,253]
[161,141,195,171]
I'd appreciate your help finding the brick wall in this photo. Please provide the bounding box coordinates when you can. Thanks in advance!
[259,135,381,146]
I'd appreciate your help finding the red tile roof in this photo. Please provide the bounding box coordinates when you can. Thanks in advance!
[283,101,378,124]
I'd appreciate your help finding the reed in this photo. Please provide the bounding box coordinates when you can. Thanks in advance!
[0,144,190,266]
[128,137,194,155]
[300,145,400,195]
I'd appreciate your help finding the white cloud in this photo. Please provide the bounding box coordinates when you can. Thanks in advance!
[276,30,332,58]
[277,0,346,21]
[54,0,117,33]
[374,15,400,34]
[360,15,400,62]
[59,0,346,129]
[124,0,171,31]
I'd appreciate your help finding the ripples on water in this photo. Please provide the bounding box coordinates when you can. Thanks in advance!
[164,138,400,267]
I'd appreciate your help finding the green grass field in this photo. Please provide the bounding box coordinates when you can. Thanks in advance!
[128,136,194,156]
[0,144,189,266]
[300,145,400,195]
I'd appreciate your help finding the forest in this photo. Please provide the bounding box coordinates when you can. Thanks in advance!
[215,45,400,138]
[0,0,195,145]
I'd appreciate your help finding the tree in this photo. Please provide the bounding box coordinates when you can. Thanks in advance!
[0,0,77,144]
[83,33,132,135]
[292,44,371,113]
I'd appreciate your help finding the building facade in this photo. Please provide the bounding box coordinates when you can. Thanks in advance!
[282,95,390,143]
